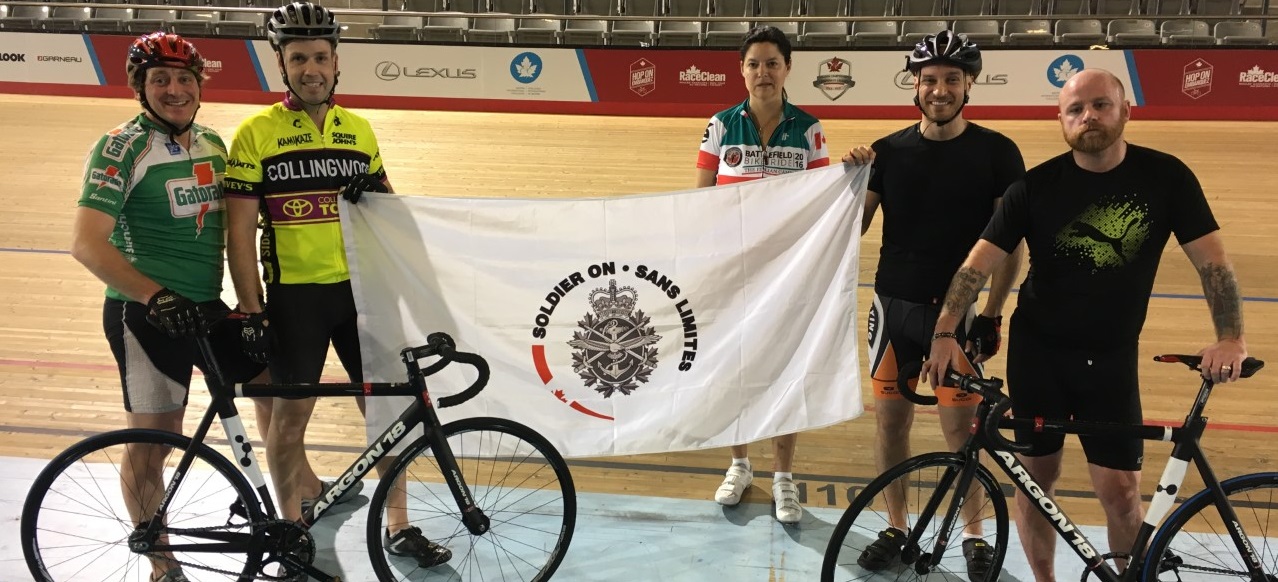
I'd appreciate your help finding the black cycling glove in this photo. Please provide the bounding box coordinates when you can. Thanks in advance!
[146,288,205,338]
[340,173,388,204]
[239,311,272,364]
[968,315,1003,358]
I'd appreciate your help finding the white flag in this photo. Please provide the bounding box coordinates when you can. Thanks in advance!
[343,164,869,458]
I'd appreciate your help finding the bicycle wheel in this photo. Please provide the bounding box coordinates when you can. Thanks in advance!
[367,417,576,582]
[21,429,265,582]
[823,452,1009,582]
[1144,472,1278,582]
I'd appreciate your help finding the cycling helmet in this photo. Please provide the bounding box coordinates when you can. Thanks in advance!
[904,30,982,77]
[267,2,340,50]
[126,32,205,86]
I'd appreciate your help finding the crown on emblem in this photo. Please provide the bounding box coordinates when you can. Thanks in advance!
[590,279,638,320]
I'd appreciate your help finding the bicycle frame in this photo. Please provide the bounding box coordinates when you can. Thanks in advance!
[133,336,490,570]
[913,374,1268,582]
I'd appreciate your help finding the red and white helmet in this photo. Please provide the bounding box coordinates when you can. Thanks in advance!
[126,32,205,84]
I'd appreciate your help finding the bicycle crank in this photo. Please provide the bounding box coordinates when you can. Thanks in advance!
[259,519,316,581]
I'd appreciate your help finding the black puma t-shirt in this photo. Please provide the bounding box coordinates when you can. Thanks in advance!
[982,144,1219,348]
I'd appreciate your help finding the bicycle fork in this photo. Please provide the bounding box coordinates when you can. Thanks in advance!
[421,404,491,536]
[907,452,982,574]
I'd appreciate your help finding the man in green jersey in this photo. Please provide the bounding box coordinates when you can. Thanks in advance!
[71,32,267,582]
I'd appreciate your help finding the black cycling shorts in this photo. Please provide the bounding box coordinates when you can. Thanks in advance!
[265,280,363,384]
[868,294,981,406]
[1005,314,1144,471]
[104,298,266,414]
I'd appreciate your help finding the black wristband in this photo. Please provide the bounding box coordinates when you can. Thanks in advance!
[932,331,959,341]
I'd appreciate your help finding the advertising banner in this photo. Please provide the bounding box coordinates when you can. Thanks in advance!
[0,32,97,85]
[1,32,1274,120]
[336,43,591,101]
[753,49,1137,107]
[88,35,265,92]
[584,49,742,104]
[1133,49,1278,108]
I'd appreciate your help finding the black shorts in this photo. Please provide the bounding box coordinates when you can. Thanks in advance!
[867,294,981,406]
[266,280,362,384]
[104,298,266,414]
[1005,314,1144,471]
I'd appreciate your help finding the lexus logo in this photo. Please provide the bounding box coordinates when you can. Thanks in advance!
[895,70,1010,88]
[282,199,313,218]
[376,61,401,81]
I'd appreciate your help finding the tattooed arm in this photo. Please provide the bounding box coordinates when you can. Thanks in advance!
[1182,231,1247,382]
[921,240,1010,387]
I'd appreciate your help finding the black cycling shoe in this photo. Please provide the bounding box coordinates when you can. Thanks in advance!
[385,526,453,568]
[963,538,997,582]
[857,527,907,570]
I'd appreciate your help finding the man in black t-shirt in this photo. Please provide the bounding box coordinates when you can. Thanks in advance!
[855,31,1025,580]
[923,69,1248,582]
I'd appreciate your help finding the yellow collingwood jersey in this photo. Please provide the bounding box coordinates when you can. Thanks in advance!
[224,103,386,285]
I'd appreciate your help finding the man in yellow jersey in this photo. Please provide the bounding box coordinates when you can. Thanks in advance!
[224,1,451,568]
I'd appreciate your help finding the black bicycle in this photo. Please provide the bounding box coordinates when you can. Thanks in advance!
[21,318,576,581]
[822,354,1272,582]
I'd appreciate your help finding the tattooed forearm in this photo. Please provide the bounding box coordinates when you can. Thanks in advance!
[1197,262,1244,340]
[943,266,990,317]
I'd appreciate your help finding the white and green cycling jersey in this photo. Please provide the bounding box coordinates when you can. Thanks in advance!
[696,98,830,184]
[78,113,228,303]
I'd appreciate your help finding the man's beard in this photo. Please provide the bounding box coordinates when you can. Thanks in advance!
[1064,120,1124,153]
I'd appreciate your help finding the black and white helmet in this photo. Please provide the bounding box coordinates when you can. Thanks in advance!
[904,30,982,77]
[267,2,340,50]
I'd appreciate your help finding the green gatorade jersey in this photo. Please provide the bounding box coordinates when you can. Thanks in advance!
[224,103,386,285]
[78,114,229,303]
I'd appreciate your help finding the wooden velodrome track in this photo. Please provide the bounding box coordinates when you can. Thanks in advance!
[1,93,1276,527]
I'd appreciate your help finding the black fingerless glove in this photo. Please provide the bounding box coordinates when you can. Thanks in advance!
[340,173,388,204]
[146,288,204,338]
[968,314,1003,357]
[240,311,272,364]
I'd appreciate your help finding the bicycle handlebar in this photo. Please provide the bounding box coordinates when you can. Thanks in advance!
[895,360,938,406]
[895,359,1031,453]
[1153,354,1265,378]
[405,332,492,409]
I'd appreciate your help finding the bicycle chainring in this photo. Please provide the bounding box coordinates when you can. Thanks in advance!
[258,519,316,581]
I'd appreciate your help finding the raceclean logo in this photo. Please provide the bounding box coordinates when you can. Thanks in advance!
[679,65,727,87]
[530,262,701,419]
[1239,65,1278,87]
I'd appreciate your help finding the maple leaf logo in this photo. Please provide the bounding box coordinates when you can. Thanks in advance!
[1248,65,1264,75]
[516,56,538,79]
[1054,59,1080,84]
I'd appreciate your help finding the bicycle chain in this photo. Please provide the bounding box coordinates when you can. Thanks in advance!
[140,519,314,581]
[1078,552,1251,582]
